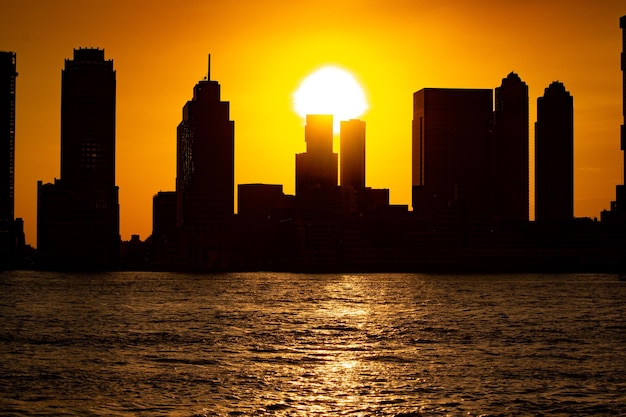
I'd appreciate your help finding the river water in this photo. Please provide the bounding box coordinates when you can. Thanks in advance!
[0,271,625,416]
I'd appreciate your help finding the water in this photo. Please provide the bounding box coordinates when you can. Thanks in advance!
[0,271,625,416]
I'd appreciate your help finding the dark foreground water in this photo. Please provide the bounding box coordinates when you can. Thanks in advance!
[0,271,625,416]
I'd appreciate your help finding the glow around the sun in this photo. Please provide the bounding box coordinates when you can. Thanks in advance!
[293,66,368,131]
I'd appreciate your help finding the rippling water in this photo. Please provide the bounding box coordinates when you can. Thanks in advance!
[1,271,625,416]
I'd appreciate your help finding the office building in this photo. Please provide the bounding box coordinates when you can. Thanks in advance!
[176,56,234,269]
[339,119,366,215]
[412,88,494,223]
[0,51,17,268]
[151,191,178,268]
[494,72,529,222]
[238,184,292,220]
[295,114,340,213]
[603,15,626,224]
[340,119,366,191]
[535,81,574,222]
[37,48,120,269]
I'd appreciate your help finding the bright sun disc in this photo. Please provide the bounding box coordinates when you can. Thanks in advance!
[293,66,368,131]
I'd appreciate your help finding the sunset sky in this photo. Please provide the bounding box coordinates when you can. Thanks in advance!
[1,0,624,245]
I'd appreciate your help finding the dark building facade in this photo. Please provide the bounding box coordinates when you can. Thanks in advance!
[340,119,366,215]
[412,88,494,224]
[340,119,366,191]
[494,72,529,223]
[0,51,18,268]
[603,15,626,227]
[238,184,292,220]
[37,48,120,269]
[535,81,574,223]
[176,57,234,269]
[151,191,178,268]
[295,114,339,211]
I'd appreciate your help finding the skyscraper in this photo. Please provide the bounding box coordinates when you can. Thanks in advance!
[620,15,626,206]
[0,51,17,268]
[412,88,494,223]
[340,119,366,191]
[37,48,119,269]
[494,72,529,223]
[603,15,626,223]
[295,114,338,199]
[151,191,178,268]
[176,56,234,269]
[535,81,574,222]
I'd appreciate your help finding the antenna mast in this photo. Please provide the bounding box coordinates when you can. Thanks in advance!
[207,54,211,80]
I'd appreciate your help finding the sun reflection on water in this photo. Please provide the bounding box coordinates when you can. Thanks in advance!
[4,272,624,415]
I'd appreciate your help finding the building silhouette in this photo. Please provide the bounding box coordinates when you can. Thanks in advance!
[176,56,234,269]
[0,51,18,268]
[535,81,574,223]
[620,14,626,214]
[602,15,626,231]
[295,114,339,212]
[340,119,366,190]
[494,72,529,223]
[151,191,178,269]
[340,119,366,215]
[238,184,293,220]
[37,48,120,269]
[412,88,494,226]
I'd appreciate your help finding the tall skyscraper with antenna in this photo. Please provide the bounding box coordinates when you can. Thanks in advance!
[176,56,234,269]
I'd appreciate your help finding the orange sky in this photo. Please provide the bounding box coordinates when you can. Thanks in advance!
[1,0,624,245]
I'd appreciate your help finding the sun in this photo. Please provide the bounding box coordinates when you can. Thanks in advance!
[293,65,368,132]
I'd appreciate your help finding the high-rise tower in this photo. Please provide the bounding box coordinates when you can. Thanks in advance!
[610,16,626,217]
[60,48,116,188]
[412,88,494,223]
[535,81,574,222]
[621,15,626,203]
[602,15,626,229]
[494,72,529,223]
[340,119,366,191]
[0,51,17,268]
[295,114,338,198]
[176,56,234,269]
[37,48,120,269]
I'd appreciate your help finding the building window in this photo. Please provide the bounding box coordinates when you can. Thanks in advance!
[80,138,103,169]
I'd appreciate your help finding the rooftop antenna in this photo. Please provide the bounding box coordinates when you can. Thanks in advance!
[207,54,211,81]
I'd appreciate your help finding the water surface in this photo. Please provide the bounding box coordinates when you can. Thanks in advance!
[1,271,625,416]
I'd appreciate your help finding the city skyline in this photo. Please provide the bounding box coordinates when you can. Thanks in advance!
[1,1,624,245]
